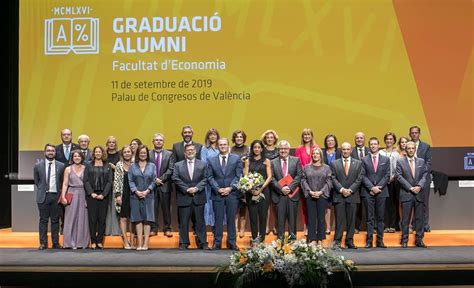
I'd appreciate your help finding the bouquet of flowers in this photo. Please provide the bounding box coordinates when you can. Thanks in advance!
[224,238,356,288]
[236,172,265,203]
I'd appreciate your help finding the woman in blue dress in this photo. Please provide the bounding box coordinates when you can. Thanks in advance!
[200,128,220,228]
[128,145,156,250]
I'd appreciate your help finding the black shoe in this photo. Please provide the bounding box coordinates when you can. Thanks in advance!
[376,241,387,248]
[212,244,221,250]
[401,242,408,248]
[415,241,427,248]
[228,244,240,251]
[346,242,358,249]
[365,242,373,248]
[332,241,341,249]
[199,245,210,250]
[179,244,188,250]
[424,226,431,232]
[38,244,47,250]
[52,244,62,249]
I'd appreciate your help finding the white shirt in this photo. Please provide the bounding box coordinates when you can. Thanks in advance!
[63,144,71,159]
[414,140,420,157]
[187,159,194,179]
[220,153,230,167]
[45,160,57,192]
[342,156,352,168]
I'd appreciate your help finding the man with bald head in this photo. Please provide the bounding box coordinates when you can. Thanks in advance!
[351,132,369,233]
[55,129,79,165]
[331,142,364,249]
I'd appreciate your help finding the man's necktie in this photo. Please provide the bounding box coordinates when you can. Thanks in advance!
[344,159,349,176]
[409,159,415,178]
[47,162,52,191]
[221,155,227,170]
[372,155,378,173]
[155,152,161,176]
[282,158,288,177]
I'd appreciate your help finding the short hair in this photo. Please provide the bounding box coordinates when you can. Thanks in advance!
[324,134,339,149]
[44,143,56,150]
[277,140,291,149]
[218,138,229,145]
[261,129,279,146]
[231,130,247,144]
[406,141,416,149]
[105,136,118,152]
[120,145,132,161]
[368,137,379,144]
[182,125,193,133]
[184,143,196,151]
[135,145,150,163]
[92,145,107,162]
[383,132,397,144]
[300,128,315,146]
[409,126,421,133]
[204,128,220,147]
[69,149,85,165]
[249,139,264,158]
[60,129,71,136]
[311,146,325,164]
[78,134,90,142]
[152,133,165,141]
[130,138,143,146]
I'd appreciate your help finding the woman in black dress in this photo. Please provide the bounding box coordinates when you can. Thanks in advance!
[113,146,133,249]
[243,140,272,244]
[261,129,279,235]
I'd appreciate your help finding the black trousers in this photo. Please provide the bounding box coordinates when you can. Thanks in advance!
[178,203,207,247]
[364,195,386,242]
[306,197,328,242]
[423,181,431,229]
[247,188,270,242]
[334,201,357,244]
[401,197,424,243]
[276,196,298,240]
[87,197,109,244]
[37,193,60,246]
[384,181,400,230]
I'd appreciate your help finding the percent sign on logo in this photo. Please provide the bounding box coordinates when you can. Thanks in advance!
[75,23,88,42]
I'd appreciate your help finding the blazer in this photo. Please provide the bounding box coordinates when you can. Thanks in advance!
[33,159,65,204]
[321,148,341,165]
[84,163,113,197]
[396,157,428,203]
[207,153,243,201]
[351,146,370,160]
[416,141,432,179]
[55,143,79,165]
[172,159,207,206]
[361,154,391,198]
[149,149,174,193]
[270,156,303,203]
[330,157,364,204]
[171,141,203,163]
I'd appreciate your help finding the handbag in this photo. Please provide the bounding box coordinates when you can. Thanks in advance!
[58,192,73,205]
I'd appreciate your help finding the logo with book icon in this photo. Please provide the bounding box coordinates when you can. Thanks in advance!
[44,17,99,55]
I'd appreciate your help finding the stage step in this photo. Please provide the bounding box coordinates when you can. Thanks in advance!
[0,229,472,249]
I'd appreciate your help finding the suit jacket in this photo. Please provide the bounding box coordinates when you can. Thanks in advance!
[172,159,207,206]
[322,148,341,165]
[171,141,203,163]
[416,140,432,180]
[207,153,243,201]
[33,159,65,204]
[361,154,391,198]
[149,149,174,193]
[330,158,364,204]
[396,157,428,203]
[79,148,92,164]
[55,143,79,165]
[84,163,113,197]
[351,146,370,160]
[270,156,303,203]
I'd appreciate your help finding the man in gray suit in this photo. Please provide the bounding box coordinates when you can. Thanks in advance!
[149,133,175,237]
[396,141,428,248]
[361,137,390,248]
[33,144,65,250]
[331,142,364,249]
[172,143,208,249]
[409,126,432,232]
[77,134,92,164]
[270,140,302,241]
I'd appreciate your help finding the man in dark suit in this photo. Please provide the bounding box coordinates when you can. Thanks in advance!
[270,140,302,241]
[331,142,364,249]
[149,133,175,237]
[361,137,390,248]
[171,125,203,162]
[172,143,208,249]
[77,134,92,164]
[208,138,243,250]
[351,132,369,234]
[33,144,65,250]
[409,126,432,232]
[55,128,79,165]
[396,141,428,248]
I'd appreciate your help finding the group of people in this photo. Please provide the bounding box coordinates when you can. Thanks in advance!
[34,125,432,250]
